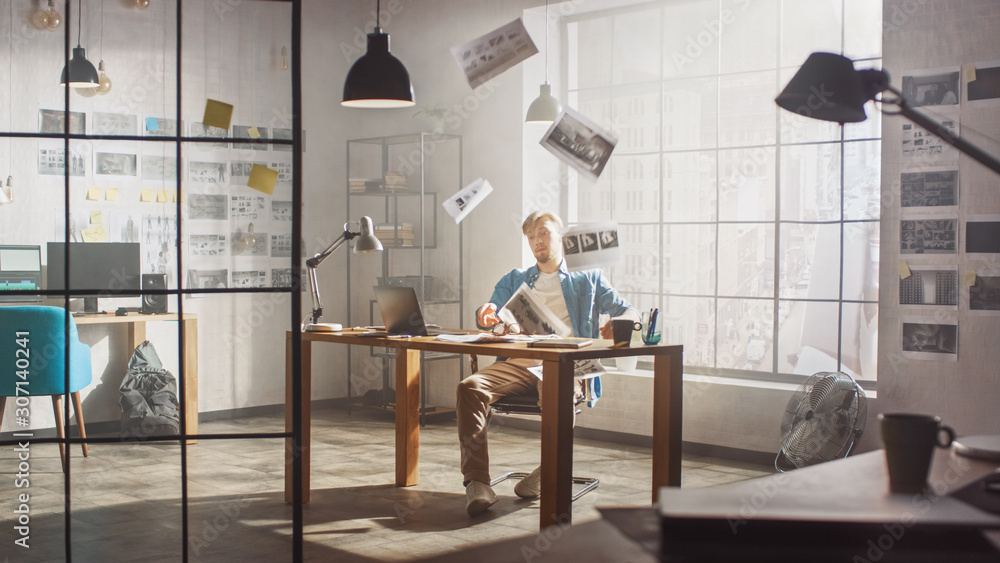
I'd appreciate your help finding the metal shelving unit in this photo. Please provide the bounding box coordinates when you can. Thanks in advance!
[345,133,464,424]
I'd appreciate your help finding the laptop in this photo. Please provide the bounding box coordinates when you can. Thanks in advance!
[369,286,463,337]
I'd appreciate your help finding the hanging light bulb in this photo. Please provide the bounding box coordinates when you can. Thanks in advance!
[280,46,289,71]
[134,0,150,9]
[97,60,112,94]
[33,0,62,31]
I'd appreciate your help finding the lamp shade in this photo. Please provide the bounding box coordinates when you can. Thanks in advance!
[354,216,384,253]
[342,31,414,108]
[775,52,871,124]
[525,83,561,123]
[60,46,100,88]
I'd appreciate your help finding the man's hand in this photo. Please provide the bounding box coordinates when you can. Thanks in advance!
[599,319,613,340]
[478,303,501,328]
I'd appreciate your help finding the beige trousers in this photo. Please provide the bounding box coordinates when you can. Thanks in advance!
[456,358,583,485]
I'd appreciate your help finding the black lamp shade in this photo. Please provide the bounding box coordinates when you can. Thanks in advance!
[60,46,100,88]
[342,31,414,108]
[775,52,872,124]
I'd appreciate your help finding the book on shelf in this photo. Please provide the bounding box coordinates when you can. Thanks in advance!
[349,178,384,193]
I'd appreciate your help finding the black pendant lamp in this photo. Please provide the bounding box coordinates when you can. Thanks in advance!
[60,0,99,88]
[342,0,414,108]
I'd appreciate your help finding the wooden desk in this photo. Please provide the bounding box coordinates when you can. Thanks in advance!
[75,313,198,440]
[285,330,683,529]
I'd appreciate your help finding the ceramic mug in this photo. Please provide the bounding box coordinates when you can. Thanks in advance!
[878,413,955,494]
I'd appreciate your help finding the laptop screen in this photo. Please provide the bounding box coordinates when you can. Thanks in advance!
[372,286,429,336]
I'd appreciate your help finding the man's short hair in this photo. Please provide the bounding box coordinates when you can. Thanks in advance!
[522,211,564,235]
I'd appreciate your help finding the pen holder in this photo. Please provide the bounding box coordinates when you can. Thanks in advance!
[641,311,661,345]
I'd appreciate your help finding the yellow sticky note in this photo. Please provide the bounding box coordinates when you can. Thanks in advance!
[248,126,261,139]
[90,211,102,224]
[898,262,911,279]
[140,189,154,202]
[105,188,118,201]
[247,164,279,195]
[179,190,186,202]
[157,190,170,203]
[965,270,977,286]
[81,224,107,242]
[87,188,101,201]
[203,99,234,131]
[963,64,977,83]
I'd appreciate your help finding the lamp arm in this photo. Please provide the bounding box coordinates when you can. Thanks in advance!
[305,227,359,327]
[885,87,1000,176]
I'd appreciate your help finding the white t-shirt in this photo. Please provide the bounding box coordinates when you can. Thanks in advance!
[532,270,572,334]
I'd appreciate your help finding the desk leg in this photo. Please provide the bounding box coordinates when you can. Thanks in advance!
[396,348,420,487]
[652,350,683,503]
[540,358,574,530]
[182,318,198,444]
[285,337,311,504]
[126,321,146,358]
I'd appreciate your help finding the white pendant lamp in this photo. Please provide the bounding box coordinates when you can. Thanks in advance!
[526,0,561,123]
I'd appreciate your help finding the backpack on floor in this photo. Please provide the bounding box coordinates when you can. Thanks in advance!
[119,340,181,438]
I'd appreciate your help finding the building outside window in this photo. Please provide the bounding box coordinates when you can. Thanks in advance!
[561,0,882,383]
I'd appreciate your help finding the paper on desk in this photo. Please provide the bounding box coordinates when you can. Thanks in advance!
[442,177,492,224]
[499,283,572,337]
[527,359,606,380]
[450,18,538,89]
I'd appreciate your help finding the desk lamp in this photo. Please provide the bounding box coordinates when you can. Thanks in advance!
[304,216,383,332]
[775,52,1000,175]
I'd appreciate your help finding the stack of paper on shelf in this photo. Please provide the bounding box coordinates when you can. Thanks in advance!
[384,171,408,191]
[349,178,382,193]
[375,223,415,247]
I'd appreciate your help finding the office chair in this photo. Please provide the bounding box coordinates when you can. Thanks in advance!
[470,354,599,501]
[0,306,92,470]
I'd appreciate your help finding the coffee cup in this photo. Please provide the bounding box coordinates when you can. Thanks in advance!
[878,413,955,494]
[611,318,641,347]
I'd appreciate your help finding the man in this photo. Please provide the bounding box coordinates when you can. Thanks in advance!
[458,211,640,515]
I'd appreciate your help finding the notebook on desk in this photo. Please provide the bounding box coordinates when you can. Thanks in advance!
[366,286,464,337]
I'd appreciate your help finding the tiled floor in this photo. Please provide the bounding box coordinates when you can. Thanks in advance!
[0,409,772,562]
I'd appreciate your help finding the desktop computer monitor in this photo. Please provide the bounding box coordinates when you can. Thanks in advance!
[0,245,43,303]
[46,242,142,313]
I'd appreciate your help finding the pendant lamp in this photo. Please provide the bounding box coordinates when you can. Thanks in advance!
[60,0,99,89]
[342,0,414,108]
[526,0,561,123]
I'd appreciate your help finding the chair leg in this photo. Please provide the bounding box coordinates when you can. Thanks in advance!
[489,471,600,501]
[52,396,67,472]
[71,391,89,457]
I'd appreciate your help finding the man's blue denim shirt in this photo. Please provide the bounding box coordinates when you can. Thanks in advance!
[478,261,636,406]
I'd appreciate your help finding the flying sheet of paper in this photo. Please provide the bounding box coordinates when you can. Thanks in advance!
[499,282,572,337]
[450,18,538,89]
[539,106,618,181]
[203,99,234,130]
[247,164,278,195]
[442,177,493,224]
[562,221,623,271]
[526,359,606,380]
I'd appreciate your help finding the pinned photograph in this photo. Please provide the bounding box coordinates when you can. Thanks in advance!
[899,218,957,255]
[232,124,270,148]
[187,194,228,221]
[189,121,228,150]
[95,151,137,176]
[272,201,293,222]
[443,177,493,224]
[39,146,86,177]
[562,222,622,271]
[965,219,1000,253]
[39,109,85,135]
[901,318,958,361]
[271,233,292,257]
[187,268,228,289]
[900,170,958,208]
[189,161,228,185]
[898,268,958,306]
[969,275,1000,312]
[967,64,1000,102]
[901,108,959,165]
[142,155,179,181]
[143,116,181,137]
[92,112,137,136]
[451,18,538,89]
[902,70,960,107]
[189,234,228,257]
[540,107,618,180]
[272,127,293,152]
[232,270,267,288]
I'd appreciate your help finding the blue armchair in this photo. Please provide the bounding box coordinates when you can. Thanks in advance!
[0,306,92,468]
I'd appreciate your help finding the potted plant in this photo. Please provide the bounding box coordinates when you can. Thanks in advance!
[413,104,452,134]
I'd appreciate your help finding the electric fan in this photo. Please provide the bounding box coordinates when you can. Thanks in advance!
[776,371,868,471]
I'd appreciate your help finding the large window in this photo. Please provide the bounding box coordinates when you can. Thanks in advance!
[562,0,882,382]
